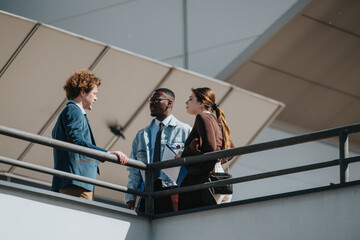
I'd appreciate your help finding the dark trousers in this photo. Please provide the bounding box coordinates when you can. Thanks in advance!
[139,179,178,214]
[178,174,216,211]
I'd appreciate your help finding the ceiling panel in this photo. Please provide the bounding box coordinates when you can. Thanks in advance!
[0,14,105,161]
[225,0,360,149]
[13,48,172,190]
[11,127,54,183]
[0,11,36,70]
[89,48,172,149]
[302,0,360,36]
[227,62,357,134]
[96,103,154,202]
[251,15,360,98]
[220,87,284,147]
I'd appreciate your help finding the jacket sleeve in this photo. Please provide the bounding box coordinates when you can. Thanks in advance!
[125,132,143,202]
[62,105,106,152]
[182,114,217,175]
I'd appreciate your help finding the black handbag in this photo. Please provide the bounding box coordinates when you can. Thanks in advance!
[209,172,233,194]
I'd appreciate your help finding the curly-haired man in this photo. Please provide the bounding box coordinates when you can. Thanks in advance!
[52,69,127,200]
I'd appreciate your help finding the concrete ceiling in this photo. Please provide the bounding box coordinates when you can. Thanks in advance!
[0,10,284,203]
[221,0,360,149]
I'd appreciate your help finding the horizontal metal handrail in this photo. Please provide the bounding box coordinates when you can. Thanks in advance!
[152,156,360,198]
[1,123,359,215]
[0,125,146,170]
[0,155,147,198]
[1,123,359,171]
[151,123,360,170]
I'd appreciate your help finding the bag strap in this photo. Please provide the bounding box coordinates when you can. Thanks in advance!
[225,159,230,173]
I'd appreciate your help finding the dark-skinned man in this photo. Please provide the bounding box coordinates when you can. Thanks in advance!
[125,88,191,214]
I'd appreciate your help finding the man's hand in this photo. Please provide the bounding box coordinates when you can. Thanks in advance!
[110,151,128,165]
[126,200,135,210]
[174,151,183,159]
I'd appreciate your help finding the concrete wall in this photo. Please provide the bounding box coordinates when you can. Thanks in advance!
[2,178,360,240]
[153,184,360,240]
[0,181,150,240]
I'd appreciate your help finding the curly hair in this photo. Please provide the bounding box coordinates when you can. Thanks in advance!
[63,69,102,100]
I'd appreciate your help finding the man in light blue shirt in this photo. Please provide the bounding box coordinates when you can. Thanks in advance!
[125,88,191,214]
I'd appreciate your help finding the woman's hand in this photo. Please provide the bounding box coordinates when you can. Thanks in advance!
[174,151,183,159]
[110,151,128,165]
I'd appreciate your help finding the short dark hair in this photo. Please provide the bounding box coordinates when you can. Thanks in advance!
[155,88,175,100]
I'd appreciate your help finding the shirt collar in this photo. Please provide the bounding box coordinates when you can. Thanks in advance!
[154,114,172,127]
[69,100,86,115]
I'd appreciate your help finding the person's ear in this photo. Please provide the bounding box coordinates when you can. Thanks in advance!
[80,88,85,97]
[168,100,173,108]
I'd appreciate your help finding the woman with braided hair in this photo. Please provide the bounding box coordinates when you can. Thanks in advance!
[175,87,233,210]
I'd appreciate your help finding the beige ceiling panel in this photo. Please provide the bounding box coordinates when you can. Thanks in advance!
[13,47,172,189]
[89,49,173,203]
[220,87,284,147]
[88,47,172,149]
[11,120,55,183]
[95,104,153,203]
[0,137,32,172]
[0,11,36,172]
[302,0,360,36]
[0,11,36,70]
[251,15,360,98]
[0,22,106,160]
[330,99,360,127]
[228,62,355,133]
[281,85,353,131]
[227,62,309,106]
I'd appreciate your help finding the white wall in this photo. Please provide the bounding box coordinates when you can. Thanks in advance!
[0,181,150,240]
[153,184,360,240]
[3,177,360,240]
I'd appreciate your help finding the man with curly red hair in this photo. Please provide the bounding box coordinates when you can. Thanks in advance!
[52,69,127,200]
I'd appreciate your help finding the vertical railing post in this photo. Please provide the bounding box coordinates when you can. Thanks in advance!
[339,131,349,184]
[145,166,155,215]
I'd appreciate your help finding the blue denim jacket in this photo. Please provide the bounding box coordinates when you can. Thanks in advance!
[125,115,191,202]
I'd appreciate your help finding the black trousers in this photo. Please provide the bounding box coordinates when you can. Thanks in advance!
[139,179,174,214]
[178,174,216,211]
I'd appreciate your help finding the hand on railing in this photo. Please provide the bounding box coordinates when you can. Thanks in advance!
[126,200,136,210]
[174,151,182,159]
[110,151,128,165]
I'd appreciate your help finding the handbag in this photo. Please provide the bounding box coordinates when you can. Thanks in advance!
[209,172,233,194]
[209,160,233,194]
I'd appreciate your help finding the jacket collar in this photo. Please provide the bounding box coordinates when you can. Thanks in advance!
[67,100,86,114]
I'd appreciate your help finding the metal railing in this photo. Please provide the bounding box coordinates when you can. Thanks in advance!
[1,123,360,216]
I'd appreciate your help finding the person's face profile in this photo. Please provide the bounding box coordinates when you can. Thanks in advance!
[185,92,203,115]
[149,91,172,120]
[82,86,98,111]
